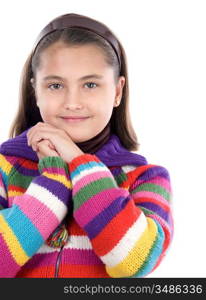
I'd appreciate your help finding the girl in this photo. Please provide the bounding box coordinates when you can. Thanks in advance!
[0,13,174,278]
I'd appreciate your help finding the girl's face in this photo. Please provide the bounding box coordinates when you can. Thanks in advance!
[31,42,125,143]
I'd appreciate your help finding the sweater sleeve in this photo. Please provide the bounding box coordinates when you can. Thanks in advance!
[68,153,174,278]
[0,154,71,278]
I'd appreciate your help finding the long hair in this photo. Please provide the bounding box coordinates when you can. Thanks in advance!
[9,16,140,151]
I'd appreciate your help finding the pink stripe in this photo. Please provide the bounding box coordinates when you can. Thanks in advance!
[149,177,172,192]
[63,248,103,265]
[25,248,102,268]
[132,191,170,211]
[42,167,67,175]
[0,180,5,189]
[148,214,172,237]
[73,171,112,195]
[0,234,20,277]
[137,177,171,193]
[74,188,129,227]
[13,195,59,240]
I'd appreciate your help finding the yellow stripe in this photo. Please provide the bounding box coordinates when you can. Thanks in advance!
[43,171,72,189]
[8,191,23,197]
[0,154,13,175]
[0,214,29,265]
[106,217,158,277]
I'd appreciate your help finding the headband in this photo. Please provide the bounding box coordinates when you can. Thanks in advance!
[32,13,122,69]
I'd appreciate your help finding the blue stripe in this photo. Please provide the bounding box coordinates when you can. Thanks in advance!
[0,204,44,257]
[0,168,8,187]
[71,161,104,180]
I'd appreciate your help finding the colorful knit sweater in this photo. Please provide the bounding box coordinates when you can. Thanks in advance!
[0,129,174,278]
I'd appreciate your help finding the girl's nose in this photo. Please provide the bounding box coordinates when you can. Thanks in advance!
[63,92,83,110]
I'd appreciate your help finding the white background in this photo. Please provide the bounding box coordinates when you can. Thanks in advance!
[0,0,205,277]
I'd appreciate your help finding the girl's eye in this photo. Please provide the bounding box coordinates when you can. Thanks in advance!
[48,83,63,90]
[84,82,98,89]
[47,82,98,90]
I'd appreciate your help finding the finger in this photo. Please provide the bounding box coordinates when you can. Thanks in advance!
[30,129,60,151]
[28,123,59,147]
[29,129,49,150]
[37,139,57,153]
[27,123,44,145]
[38,139,55,150]
[37,140,59,157]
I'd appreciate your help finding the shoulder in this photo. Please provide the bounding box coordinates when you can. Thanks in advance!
[0,128,37,162]
[0,153,28,177]
[120,161,171,189]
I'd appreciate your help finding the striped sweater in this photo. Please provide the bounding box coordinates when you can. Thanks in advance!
[0,130,174,278]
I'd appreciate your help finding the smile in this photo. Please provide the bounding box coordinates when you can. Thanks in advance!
[61,117,90,123]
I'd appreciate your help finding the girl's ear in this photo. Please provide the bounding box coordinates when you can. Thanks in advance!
[30,78,39,107]
[114,76,125,107]
[30,78,35,88]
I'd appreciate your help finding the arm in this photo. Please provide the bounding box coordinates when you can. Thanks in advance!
[68,153,174,278]
[0,154,71,278]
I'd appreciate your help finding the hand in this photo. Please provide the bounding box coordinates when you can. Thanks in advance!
[27,122,84,163]
[35,139,60,160]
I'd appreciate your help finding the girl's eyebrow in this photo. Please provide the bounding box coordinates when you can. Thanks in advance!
[42,74,103,81]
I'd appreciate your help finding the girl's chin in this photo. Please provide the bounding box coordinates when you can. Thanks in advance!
[63,131,93,143]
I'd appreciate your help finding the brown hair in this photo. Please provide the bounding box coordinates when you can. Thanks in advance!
[8,17,140,151]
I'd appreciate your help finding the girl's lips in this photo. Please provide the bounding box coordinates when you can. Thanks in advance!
[61,117,90,122]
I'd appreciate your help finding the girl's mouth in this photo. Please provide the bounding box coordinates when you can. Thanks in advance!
[61,117,90,123]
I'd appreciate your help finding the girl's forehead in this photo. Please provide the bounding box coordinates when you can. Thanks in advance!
[40,44,107,66]
[37,44,111,76]
[42,42,105,59]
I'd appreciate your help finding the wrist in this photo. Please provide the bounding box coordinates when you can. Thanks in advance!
[38,155,68,173]
[67,150,84,163]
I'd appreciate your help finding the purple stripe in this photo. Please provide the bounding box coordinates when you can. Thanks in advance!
[83,194,131,239]
[139,166,170,181]
[110,167,122,177]
[33,176,71,206]
[12,162,39,177]
[0,195,8,208]
[139,202,169,222]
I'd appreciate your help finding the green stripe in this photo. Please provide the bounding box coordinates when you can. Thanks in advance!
[115,172,127,186]
[9,171,33,188]
[137,206,155,216]
[38,156,68,174]
[73,177,116,211]
[132,183,171,201]
[0,167,9,187]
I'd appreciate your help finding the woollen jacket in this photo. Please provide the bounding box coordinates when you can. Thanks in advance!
[0,129,174,278]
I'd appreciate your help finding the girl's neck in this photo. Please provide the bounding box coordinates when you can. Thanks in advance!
[76,122,111,154]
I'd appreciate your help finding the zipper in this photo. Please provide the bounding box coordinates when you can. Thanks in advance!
[54,245,64,278]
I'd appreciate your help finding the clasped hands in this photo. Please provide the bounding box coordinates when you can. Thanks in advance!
[26,122,84,163]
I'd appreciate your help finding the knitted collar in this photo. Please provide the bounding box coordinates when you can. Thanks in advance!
[0,128,147,167]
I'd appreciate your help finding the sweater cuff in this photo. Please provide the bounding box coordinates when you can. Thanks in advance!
[68,153,113,181]
[38,156,69,174]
